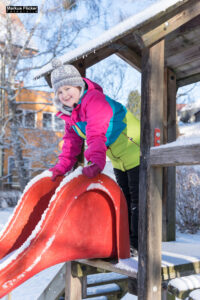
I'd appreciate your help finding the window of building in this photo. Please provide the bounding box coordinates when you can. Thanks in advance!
[43,113,52,129]
[16,110,23,126]
[8,156,31,185]
[42,113,64,131]
[24,111,36,128]
[16,110,36,128]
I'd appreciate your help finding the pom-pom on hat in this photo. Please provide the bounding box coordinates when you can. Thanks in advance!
[50,58,85,115]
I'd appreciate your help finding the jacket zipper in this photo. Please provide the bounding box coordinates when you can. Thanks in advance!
[121,132,140,148]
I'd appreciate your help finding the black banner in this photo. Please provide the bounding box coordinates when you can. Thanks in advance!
[6,6,38,13]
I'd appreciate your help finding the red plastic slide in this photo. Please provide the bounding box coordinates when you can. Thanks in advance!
[0,167,130,298]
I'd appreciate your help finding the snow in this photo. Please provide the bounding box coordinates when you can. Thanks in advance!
[189,289,200,300]
[115,258,138,274]
[181,99,200,112]
[151,121,200,150]
[34,0,184,79]
[169,275,200,292]
[87,182,112,198]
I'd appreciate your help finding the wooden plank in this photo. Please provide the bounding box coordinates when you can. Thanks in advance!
[114,42,141,71]
[78,255,200,282]
[65,262,82,300]
[138,40,165,300]
[177,73,200,87]
[75,47,116,69]
[37,264,66,300]
[162,260,200,282]
[175,62,200,81]
[168,274,200,299]
[77,259,137,278]
[141,0,200,47]
[165,15,200,58]
[150,143,200,167]
[166,44,200,69]
[162,69,177,242]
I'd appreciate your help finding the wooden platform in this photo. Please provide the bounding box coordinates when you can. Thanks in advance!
[77,240,200,282]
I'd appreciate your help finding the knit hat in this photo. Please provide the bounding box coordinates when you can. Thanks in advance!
[51,58,85,115]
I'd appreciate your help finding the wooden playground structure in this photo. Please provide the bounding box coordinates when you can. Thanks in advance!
[35,0,200,299]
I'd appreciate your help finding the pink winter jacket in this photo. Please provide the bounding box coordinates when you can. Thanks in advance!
[55,78,113,173]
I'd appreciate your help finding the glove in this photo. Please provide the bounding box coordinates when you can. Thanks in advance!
[49,166,67,181]
[82,163,101,178]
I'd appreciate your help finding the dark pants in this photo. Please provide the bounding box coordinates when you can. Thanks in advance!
[114,166,139,250]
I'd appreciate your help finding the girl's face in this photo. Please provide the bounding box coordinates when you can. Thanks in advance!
[57,85,81,108]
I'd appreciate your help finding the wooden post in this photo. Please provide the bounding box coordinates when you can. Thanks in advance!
[65,262,87,300]
[162,69,177,241]
[65,262,82,300]
[7,294,12,300]
[138,40,165,300]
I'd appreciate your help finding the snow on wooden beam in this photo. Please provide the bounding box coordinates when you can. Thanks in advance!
[150,141,200,166]
[167,274,200,299]
[141,0,200,47]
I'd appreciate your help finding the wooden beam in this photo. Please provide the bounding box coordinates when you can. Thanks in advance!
[38,264,66,300]
[175,59,200,80]
[177,72,200,87]
[150,143,200,167]
[166,44,200,69]
[65,262,83,300]
[77,47,116,69]
[141,0,200,47]
[77,259,137,278]
[138,40,165,300]
[162,69,177,242]
[114,43,141,71]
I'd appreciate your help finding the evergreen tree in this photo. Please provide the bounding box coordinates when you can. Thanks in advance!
[126,90,141,119]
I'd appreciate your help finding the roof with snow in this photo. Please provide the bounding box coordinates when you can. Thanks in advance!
[35,0,200,88]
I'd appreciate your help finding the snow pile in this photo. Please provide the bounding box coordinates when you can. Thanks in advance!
[0,190,21,208]
[189,289,200,300]
[169,274,200,292]
[114,258,138,274]
[181,99,200,112]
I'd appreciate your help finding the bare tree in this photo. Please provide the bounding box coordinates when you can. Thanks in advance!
[0,0,100,191]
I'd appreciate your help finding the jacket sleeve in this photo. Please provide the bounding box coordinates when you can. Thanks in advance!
[84,91,113,170]
[56,124,83,172]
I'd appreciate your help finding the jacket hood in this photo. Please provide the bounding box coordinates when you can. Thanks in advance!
[83,78,103,94]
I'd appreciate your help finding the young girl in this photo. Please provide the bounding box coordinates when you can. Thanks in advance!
[50,58,140,255]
